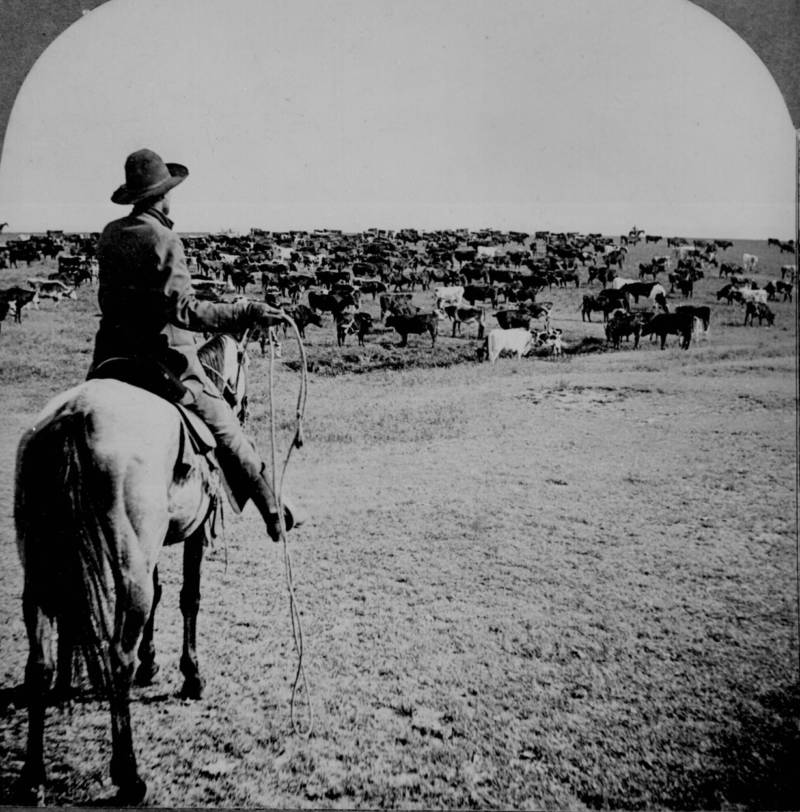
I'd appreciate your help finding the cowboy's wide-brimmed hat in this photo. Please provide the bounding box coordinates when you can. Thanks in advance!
[111,148,188,205]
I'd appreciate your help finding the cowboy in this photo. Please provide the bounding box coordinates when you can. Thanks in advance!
[89,148,305,541]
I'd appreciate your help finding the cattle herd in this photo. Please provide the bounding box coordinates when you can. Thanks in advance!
[0,227,796,363]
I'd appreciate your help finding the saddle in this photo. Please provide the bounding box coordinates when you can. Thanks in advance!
[88,356,216,459]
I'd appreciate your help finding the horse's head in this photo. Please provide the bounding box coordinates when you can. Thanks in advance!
[197,334,250,425]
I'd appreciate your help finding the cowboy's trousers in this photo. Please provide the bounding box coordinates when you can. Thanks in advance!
[190,388,279,518]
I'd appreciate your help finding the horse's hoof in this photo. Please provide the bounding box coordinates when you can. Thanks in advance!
[179,676,204,700]
[134,661,160,687]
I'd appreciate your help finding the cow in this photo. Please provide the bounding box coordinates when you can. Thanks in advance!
[742,253,758,273]
[285,304,324,339]
[379,292,416,320]
[534,328,563,357]
[462,284,497,307]
[494,308,532,330]
[638,262,661,281]
[731,288,767,306]
[640,311,694,349]
[335,308,367,347]
[357,279,388,299]
[675,305,711,340]
[26,279,77,302]
[776,280,793,302]
[780,264,796,282]
[581,294,620,323]
[587,265,613,287]
[676,277,694,298]
[385,312,439,347]
[597,287,631,312]
[620,282,667,305]
[715,239,733,250]
[307,289,355,317]
[0,298,10,333]
[645,235,662,244]
[480,327,534,363]
[0,286,40,323]
[434,285,464,308]
[443,305,486,339]
[605,309,645,349]
[743,302,775,326]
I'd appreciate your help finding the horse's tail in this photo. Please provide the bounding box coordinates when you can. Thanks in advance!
[15,412,114,693]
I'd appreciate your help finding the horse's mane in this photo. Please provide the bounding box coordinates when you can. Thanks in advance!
[197,334,230,380]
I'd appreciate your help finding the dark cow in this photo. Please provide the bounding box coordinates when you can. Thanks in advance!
[443,305,486,339]
[0,286,39,323]
[676,277,694,298]
[715,239,733,250]
[620,282,665,304]
[494,308,532,330]
[776,280,793,302]
[597,287,630,312]
[358,279,388,299]
[605,309,647,349]
[587,265,613,287]
[0,298,10,332]
[307,289,355,317]
[581,294,619,323]
[743,302,775,326]
[335,309,373,346]
[675,305,711,332]
[462,284,497,307]
[640,311,694,349]
[645,235,662,244]
[385,312,439,347]
[716,284,737,304]
[285,304,324,339]
[379,292,415,320]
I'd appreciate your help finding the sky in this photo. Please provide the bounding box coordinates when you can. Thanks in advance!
[0,0,795,238]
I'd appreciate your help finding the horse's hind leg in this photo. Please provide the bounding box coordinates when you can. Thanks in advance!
[108,579,152,804]
[179,532,206,700]
[17,587,56,805]
[134,566,162,686]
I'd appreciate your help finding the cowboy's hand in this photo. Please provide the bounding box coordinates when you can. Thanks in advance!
[249,302,289,328]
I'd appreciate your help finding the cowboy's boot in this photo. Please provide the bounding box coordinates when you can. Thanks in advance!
[250,466,308,541]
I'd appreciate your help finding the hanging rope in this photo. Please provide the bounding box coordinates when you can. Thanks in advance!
[265,315,313,736]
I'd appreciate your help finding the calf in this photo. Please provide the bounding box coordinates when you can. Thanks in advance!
[385,312,439,347]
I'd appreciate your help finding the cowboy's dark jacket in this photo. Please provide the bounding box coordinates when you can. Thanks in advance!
[92,205,251,397]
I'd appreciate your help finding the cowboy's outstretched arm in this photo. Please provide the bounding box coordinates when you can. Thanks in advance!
[161,236,285,331]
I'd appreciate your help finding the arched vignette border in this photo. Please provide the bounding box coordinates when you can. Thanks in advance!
[0,0,798,163]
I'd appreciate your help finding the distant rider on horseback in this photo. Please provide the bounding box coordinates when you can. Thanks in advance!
[88,148,306,541]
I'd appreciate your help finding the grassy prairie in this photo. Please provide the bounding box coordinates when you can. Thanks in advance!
[0,238,798,808]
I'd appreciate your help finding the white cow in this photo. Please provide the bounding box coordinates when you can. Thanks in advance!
[735,287,767,305]
[742,253,759,272]
[483,328,533,364]
[434,285,464,308]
